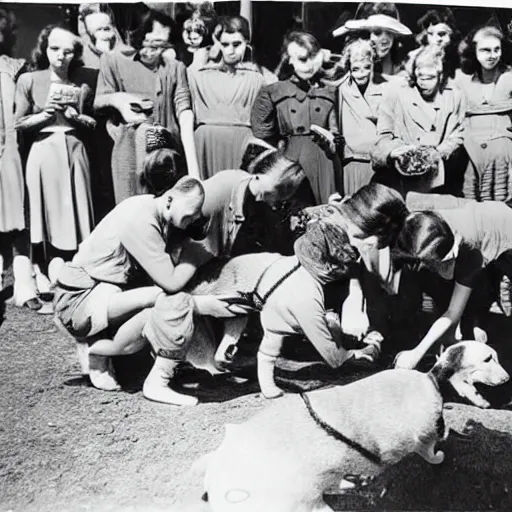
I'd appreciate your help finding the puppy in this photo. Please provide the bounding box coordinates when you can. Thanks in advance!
[196,341,508,512]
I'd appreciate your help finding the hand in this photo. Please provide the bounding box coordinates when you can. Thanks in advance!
[44,96,65,112]
[119,104,148,125]
[393,349,422,369]
[193,295,253,318]
[63,106,79,120]
[311,125,337,157]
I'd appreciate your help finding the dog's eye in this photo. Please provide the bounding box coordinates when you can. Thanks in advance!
[484,355,492,363]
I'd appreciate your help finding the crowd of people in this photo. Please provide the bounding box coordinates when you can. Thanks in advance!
[1,2,512,406]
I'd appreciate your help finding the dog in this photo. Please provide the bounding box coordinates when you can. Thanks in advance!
[194,341,508,512]
[183,241,361,399]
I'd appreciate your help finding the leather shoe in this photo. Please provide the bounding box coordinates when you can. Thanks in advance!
[23,298,43,311]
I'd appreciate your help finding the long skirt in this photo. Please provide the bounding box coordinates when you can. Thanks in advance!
[107,121,147,204]
[342,160,374,196]
[464,137,512,202]
[284,135,338,205]
[195,124,253,180]
[0,142,25,233]
[26,130,93,251]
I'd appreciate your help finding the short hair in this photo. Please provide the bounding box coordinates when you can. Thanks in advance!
[30,25,83,72]
[391,211,455,270]
[417,8,457,34]
[140,148,186,197]
[459,25,507,76]
[241,141,306,203]
[213,15,251,43]
[276,30,323,81]
[340,183,409,248]
[340,38,377,75]
[171,175,205,200]
[129,8,177,51]
[406,44,447,91]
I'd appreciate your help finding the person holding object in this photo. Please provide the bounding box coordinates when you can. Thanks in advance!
[251,31,342,205]
[371,44,467,197]
[15,25,97,296]
[94,8,200,203]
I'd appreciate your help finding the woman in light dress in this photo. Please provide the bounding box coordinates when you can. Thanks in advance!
[0,8,40,310]
[187,15,270,180]
[15,25,96,296]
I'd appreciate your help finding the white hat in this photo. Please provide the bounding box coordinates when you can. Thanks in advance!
[333,14,412,38]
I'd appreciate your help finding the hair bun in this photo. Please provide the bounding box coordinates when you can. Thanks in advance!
[146,124,175,153]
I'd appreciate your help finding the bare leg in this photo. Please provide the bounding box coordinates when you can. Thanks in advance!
[214,316,249,367]
[88,309,150,357]
[257,332,285,399]
[106,286,161,325]
[143,356,198,406]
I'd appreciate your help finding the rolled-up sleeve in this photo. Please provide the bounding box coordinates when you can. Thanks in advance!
[96,53,121,97]
[173,60,192,118]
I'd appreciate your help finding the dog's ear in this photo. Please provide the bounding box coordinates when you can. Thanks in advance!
[431,344,465,383]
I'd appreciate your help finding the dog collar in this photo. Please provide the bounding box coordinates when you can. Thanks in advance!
[300,393,382,465]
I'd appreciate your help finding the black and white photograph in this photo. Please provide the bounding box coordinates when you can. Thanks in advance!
[1,0,512,510]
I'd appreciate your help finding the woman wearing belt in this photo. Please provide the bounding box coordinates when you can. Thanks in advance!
[251,30,341,205]
[187,15,269,180]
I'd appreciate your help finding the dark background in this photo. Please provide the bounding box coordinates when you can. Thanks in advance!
[4,2,512,71]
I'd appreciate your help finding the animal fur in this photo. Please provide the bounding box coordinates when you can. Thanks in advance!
[182,252,354,399]
[195,341,509,512]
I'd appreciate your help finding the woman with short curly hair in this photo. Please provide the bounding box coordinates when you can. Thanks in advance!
[336,38,395,194]
[15,25,97,293]
[457,24,512,203]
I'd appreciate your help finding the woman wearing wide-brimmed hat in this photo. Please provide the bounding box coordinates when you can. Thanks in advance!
[332,5,412,78]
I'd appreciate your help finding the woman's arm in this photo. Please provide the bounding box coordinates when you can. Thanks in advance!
[94,53,147,124]
[14,73,55,131]
[250,86,280,146]
[394,281,473,369]
[174,62,200,178]
[436,90,466,160]
[370,87,411,169]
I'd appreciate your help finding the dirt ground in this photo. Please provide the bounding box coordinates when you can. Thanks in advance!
[2,304,512,512]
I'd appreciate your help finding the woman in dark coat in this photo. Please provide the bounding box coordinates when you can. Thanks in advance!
[251,31,342,205]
